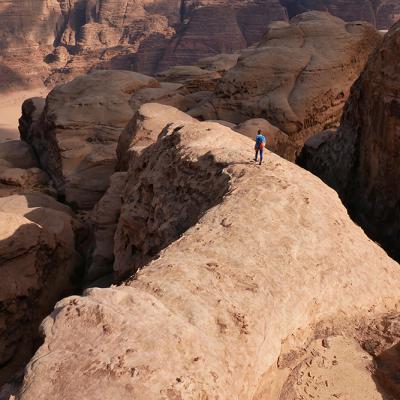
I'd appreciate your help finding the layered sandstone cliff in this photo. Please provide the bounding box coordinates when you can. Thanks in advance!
[1,0,399,93]
[298,19,400,262]
[0,0,289,91]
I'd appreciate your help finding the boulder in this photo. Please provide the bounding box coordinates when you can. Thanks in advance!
[298,19,400,261]
[191,12,381,160]
[19,98,46,143]
[17,114,400,399]
[0,141,38,170]
[0,168,48,187]
[20,70,159,209]
[116,103,196,171]
[0,194,80,384]
[196,53,240,72]
[157,66,222,92]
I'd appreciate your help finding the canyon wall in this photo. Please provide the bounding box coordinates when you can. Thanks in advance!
[2,0,398,92]
[298,19,400,261]
[282,0,400,29]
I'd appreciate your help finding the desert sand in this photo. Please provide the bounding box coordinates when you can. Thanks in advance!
[0,89,47,142]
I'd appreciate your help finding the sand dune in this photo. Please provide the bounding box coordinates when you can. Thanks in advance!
[0,88,47,142]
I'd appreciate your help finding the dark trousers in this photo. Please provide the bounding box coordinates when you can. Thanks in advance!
[255,149,264,163]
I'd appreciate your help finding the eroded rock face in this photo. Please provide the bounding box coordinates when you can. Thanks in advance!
[0,193,80,385]
[58,0,288,76]
[20,70,158,210]
[87,172,127,284]
[0,0,61,91]
[16,116,400,399]
[191,12,381,159]
[87,104,195,283]
[0,139,50,196]
[2,0,399,92]
[117,103,196,171]
[282,0,400,30]
[0,0,289,90]
[298,19,400,261]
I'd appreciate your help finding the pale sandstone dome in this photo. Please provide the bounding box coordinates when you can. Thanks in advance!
[16,113,400,399]
[20,70,159,210]
[190,11,381,159]
[0,193,80,385]
[298,18,400,262]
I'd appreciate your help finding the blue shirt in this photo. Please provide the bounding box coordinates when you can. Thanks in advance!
[255,134,266,148]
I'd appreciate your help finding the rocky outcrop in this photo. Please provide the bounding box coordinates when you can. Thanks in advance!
[0,193,80,385]
[190,12,381,160]
[2,0,399,92]
[0,140,50,196]
[117,103,196,171]
[0,0,61,91]
[16,115,400,399]
[87,104,195,283]
[57,0,288,76]
[0,0,289,91]
[282,0,400,30]
[376,1,400,30]
[20,70,158,210]
[298,19,400,261]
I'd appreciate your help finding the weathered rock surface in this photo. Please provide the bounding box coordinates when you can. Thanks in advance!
[191,12,381,159]
[0,193,80,385]
[0,0,61,92]
[196,53,240,73]
[117,103,196,171]
[0,139,50,195]
[0,0,289,91]
[282,0,400,30]
[20,70,158,209]
[87,104,195,282]
[0,141,38,171]
[87,172,127,284]
[0,167,48,188]
[234,118,297,160]
[157,1,287,71]
[298,19,400,261]
[2,0,399,92]
[157,66,222,92]
[16,117,400,399]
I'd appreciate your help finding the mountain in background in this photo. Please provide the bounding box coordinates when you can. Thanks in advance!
[0,0,399,92]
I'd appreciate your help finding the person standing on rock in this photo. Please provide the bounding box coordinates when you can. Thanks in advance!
[254,130,266,165]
